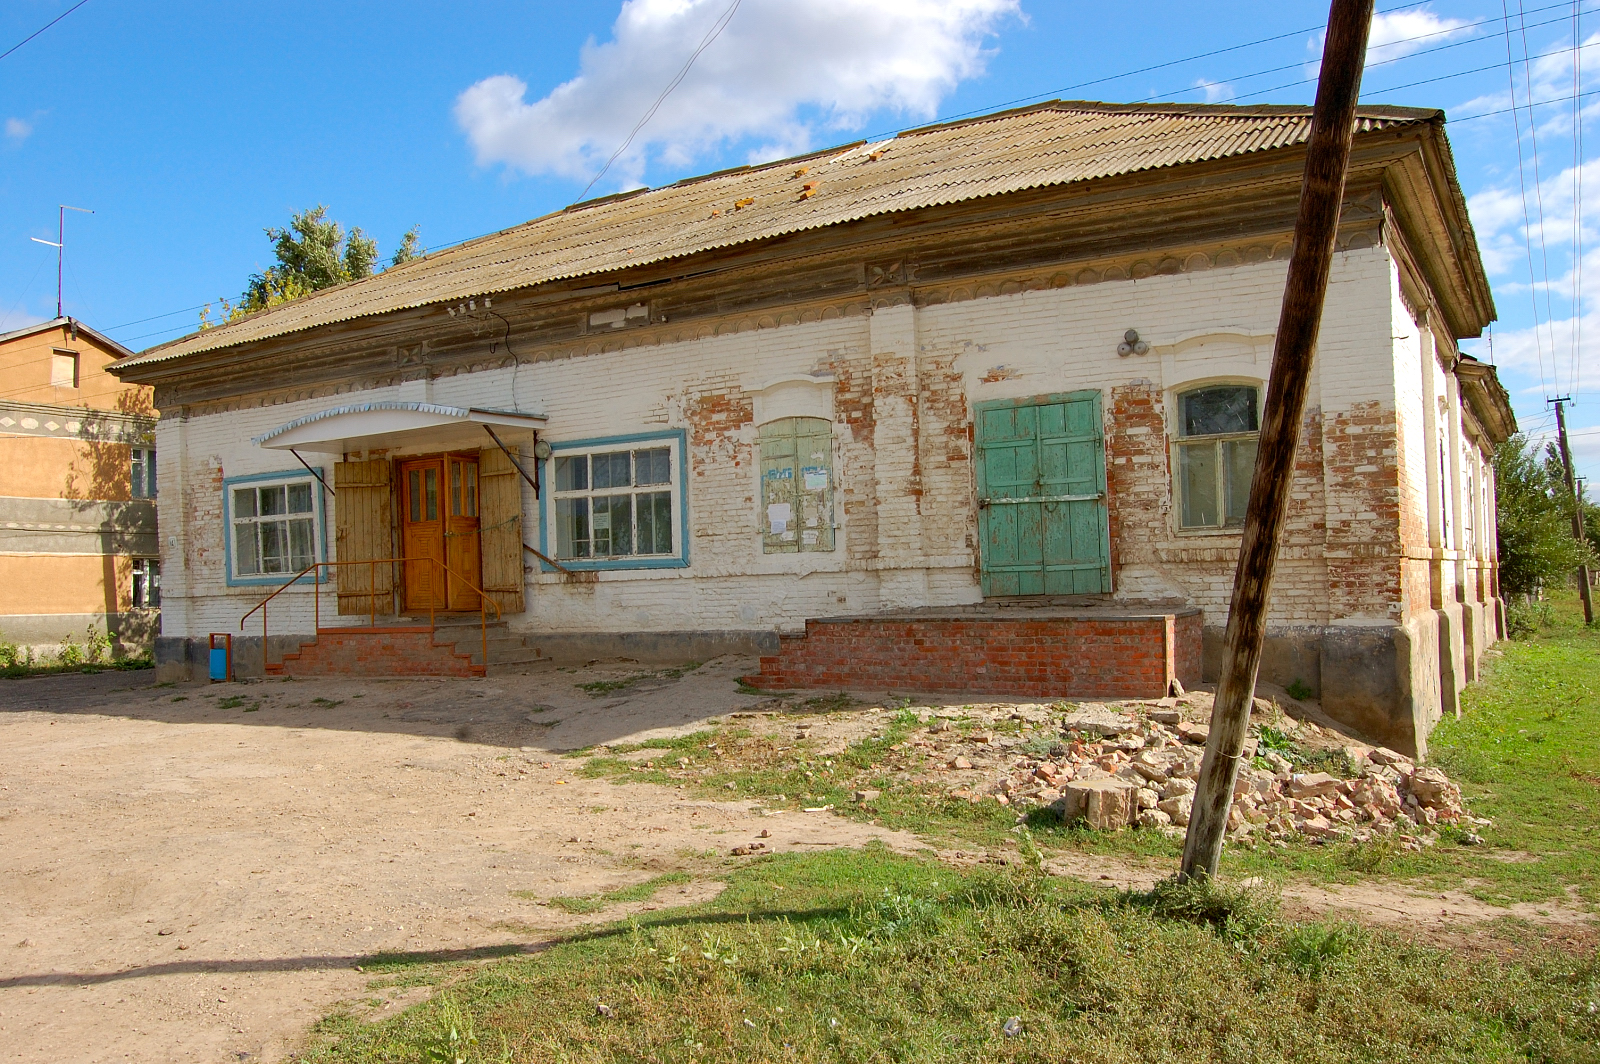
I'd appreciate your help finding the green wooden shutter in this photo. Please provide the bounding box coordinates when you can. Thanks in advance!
[975,393,1110,596]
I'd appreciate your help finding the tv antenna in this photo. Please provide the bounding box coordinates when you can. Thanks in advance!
[29,204,94,318]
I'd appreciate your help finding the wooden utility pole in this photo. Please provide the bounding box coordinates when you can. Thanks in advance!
[1180,0,1375,882]
[1552,398,1594,623]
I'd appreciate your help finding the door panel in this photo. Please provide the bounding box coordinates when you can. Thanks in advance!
[400,458,447,612]
[976,393,1111,597]
[333,459,394,616]
[445,456,481,611]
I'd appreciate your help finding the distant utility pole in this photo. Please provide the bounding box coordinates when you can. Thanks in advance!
[28,204,94,319]
[1180,0,1374,883]
[1551,397,1594,624]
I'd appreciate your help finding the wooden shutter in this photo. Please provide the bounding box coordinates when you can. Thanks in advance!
[334,459,395,616]
[478,446,526,615]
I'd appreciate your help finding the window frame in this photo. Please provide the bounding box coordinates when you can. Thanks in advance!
[1171,382,1262,534]
[130,447,157,499]
[222,468,330,586]
[131,557,161,608]
[535,430,690,572]
[758,416,836,554]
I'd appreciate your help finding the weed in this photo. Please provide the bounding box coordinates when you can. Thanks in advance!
[1285,678,1314,701]
[799,692,857,713]
[536,872,694,914]
[734,677,766,695]
[1136,874,1280,941]
[311,697,344,708]
[217,695,252,710]
[1278,921,1363,977]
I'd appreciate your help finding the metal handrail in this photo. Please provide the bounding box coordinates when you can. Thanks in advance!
[240,557,503,675]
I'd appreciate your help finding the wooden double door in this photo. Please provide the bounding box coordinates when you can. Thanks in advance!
[398,454,481,612]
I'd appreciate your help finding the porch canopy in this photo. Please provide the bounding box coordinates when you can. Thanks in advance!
[253,402,546,455]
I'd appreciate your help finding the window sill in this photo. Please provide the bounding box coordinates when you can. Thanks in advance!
[537,556,688,573]
[224,571,329,588]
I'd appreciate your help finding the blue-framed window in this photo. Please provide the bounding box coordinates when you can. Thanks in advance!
[538,431,689,571]
[222,468,330,586]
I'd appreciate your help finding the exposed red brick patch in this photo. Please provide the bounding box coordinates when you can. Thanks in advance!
[752,611,1201,699]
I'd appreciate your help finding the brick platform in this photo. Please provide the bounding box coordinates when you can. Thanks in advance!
[267,627,484,678]
[751,608,1202,700]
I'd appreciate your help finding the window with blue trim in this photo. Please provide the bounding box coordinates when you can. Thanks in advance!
[547,438,684,565]
[226,473,325,581]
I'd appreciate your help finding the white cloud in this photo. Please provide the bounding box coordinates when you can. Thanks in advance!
[1305,7,1473,79]
[455,0,1021,188]
[1193,79,1234,104]
[4,117,31,143]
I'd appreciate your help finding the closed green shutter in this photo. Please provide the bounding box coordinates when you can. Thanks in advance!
[975,393,1110,596]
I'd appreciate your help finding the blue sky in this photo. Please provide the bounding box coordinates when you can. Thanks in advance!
[3,0,1597,477]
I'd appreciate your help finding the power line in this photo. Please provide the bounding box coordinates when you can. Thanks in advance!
[91,3,1594,350]
[576,0,743,202]
[1574,0,1586,400]
[0,0,91,63]
[1518,1,1566,397]
[1504,0,1553,400]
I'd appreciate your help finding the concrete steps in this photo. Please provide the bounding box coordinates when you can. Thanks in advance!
[405,619,557,676]
[266,626,484,678]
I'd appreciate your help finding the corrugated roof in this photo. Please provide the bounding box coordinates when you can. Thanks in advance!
[118,100,1440,369]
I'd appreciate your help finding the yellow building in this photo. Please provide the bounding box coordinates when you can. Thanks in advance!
[0,317,158,657]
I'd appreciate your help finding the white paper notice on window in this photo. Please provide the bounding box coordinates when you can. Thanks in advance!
[767,502,792,535]
[803,468,828,492]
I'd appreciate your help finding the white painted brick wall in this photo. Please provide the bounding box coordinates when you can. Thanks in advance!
[161,244,1462,639]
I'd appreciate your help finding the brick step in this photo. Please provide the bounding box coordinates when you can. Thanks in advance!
[748,609,1202,700]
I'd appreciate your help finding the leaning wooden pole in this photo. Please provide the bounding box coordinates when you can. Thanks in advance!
[1180,0,1375,882]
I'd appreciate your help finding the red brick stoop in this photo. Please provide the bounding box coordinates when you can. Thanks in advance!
[267,626,485,678]
[746,609,1202,700]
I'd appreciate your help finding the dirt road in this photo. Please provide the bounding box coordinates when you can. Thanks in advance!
[0,658,918,1063]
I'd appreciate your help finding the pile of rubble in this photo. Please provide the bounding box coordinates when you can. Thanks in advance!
[901,695,1486,847]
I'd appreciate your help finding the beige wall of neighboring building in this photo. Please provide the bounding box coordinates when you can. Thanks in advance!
[0,318,159,654]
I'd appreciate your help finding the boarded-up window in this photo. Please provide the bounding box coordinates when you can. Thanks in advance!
[51,350,79,388]
[478,446,526,615]
[333,459,393,615]
[760,417,834,553]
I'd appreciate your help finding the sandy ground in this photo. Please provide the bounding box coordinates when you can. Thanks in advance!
[0,657,921,1063]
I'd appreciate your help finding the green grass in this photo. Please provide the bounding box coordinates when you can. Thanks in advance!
[298,846,1600,1063]
[578,662,703,697]
[526,872,695,915]
[1,654,153,680]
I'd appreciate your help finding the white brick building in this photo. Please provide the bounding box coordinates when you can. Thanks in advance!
[111,102,1512,755]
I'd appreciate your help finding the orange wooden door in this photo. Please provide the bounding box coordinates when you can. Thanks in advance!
[445,455,482,610]
[399,458,447,612]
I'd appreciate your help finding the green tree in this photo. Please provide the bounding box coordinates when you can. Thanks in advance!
[1495,433,1589,597]
[390,225,421,267]
[200,208,417,329]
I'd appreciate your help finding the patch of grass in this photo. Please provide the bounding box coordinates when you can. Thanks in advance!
[1,654,153,680]
[578,663,703,697]
[216,695,255,710]
[311,697,344,708]
[532,872,695,914]
[299,847,1600,1064]
[1285,677,1314,701]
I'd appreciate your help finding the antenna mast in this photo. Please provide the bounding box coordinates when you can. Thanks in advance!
[29,205,94,318]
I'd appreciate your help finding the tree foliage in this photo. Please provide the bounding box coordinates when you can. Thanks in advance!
[1495,434,1589,597]
[200,208,419,329]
